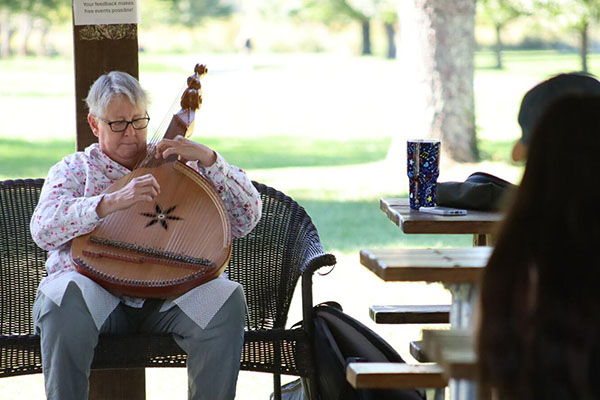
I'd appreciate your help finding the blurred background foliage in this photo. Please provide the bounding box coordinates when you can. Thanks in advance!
[2,0,600,71]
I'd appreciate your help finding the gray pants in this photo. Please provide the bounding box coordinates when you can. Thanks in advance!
[34,282,246,400]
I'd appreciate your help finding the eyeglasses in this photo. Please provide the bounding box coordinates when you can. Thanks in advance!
[97,113,150,133]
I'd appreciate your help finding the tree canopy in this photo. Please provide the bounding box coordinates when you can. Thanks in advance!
[167,0,233,26]
[477,0,528,68]
[536,0,600,71]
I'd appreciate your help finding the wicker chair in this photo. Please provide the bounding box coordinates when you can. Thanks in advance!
[0,178,336,399]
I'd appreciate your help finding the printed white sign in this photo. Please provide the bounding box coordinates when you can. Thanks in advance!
[73,0,141,26]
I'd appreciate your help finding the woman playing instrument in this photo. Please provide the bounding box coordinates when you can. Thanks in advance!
[30,71,262,400]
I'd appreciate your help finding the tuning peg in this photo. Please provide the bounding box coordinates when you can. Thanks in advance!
[195,64,207,76]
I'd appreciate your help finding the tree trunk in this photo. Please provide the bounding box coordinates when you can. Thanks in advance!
[361,19,372,55]
[38,20,51,56]
[18,15,33,56]
[0,8,10,58]
[385,22,396,59]
[494,23,503,70]
[392,0,477,162]
[580,21,588,73]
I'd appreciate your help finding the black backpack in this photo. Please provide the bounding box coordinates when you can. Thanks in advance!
[311,302,424,400]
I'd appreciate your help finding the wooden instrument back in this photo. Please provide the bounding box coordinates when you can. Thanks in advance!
[71,64,232,298]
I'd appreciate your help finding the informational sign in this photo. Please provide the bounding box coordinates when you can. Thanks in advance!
[73,0,141,26]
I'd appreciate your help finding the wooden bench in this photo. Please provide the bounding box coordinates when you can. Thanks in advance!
[345,330,478,393]
[369,304,451,324]
[360,247,492,283]
[357,246,492,396]
[421,329,477,381]
[346,362,447,389]
[0,179,336,400]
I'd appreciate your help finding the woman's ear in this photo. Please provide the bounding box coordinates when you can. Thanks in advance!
[511,139,527,162]
[87,113,100,138]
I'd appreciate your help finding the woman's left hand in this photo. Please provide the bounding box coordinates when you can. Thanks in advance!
[154,135,217,167]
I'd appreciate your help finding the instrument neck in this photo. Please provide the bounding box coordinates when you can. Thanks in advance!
[139,63,205,169]
[164,109,196,140]
[141,109,196,167]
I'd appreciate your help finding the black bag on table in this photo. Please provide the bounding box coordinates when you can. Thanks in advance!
[436,171,517,211]
[311,302,424,400]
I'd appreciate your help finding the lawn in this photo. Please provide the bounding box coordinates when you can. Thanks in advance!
[3,49,598,254]
[1,49,599,399]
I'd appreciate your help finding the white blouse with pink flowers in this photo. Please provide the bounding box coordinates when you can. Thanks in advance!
[31,143,262,329]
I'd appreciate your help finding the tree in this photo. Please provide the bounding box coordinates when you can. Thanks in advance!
[293,0,375,55]
[166,0,233,27]
[35,0,71,56]
[292,0,402,57]
[379,0,398,59]
[0,0,70,57]
[536,0,600,73]
[477,0,527,69]
[0,0,23,57]
[393,0,478,162]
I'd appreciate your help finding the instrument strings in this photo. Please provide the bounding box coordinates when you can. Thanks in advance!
[163,137,201,256]
[101,82,188,245]
[142,82,188,168]
[143,78,200,255]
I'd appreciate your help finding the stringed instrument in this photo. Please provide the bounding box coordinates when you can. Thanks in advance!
[71,64,232,298]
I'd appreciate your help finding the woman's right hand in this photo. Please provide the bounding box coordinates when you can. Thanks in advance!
[96,174,160,218]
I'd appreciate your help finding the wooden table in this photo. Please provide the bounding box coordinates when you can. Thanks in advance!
[357,247,493,399]
[349,199,502,399]
[380,198,503,246]
[360,246,492,328]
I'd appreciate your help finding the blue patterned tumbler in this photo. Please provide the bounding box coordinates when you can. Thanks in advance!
[407,139,441,210]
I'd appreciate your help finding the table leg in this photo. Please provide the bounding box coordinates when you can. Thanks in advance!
[473,234,494,247]
[446,283,479,400]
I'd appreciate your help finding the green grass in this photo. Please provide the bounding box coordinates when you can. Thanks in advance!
[475,49,600,75]
[477,138,518,165]
[205,136,391,169]
[297,198,472,252]
[0,138,74,178]
[0,136,391,179]
[5,49,592,255]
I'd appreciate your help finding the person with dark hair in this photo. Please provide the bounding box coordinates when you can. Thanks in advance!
[477,95,600,399]
[437,73,600,212]
[512,72,600,161]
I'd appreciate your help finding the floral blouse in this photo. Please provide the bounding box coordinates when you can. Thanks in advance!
[31,143,262,285]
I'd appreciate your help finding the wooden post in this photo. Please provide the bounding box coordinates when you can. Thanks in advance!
[71,2,144,398]
[72,3,139,151]
[89,369,146,400]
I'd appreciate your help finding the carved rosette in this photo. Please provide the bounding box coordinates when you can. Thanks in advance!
[79,24,137,41]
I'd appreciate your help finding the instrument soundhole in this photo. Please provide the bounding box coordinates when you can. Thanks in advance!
[140,203,183,230]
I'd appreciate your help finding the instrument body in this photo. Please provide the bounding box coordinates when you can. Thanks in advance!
[71,64,231,298]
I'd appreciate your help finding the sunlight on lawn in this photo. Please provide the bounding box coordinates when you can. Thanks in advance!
[2,50,599,398]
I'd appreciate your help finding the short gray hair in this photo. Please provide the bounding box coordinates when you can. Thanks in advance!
[85,71,149,117]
